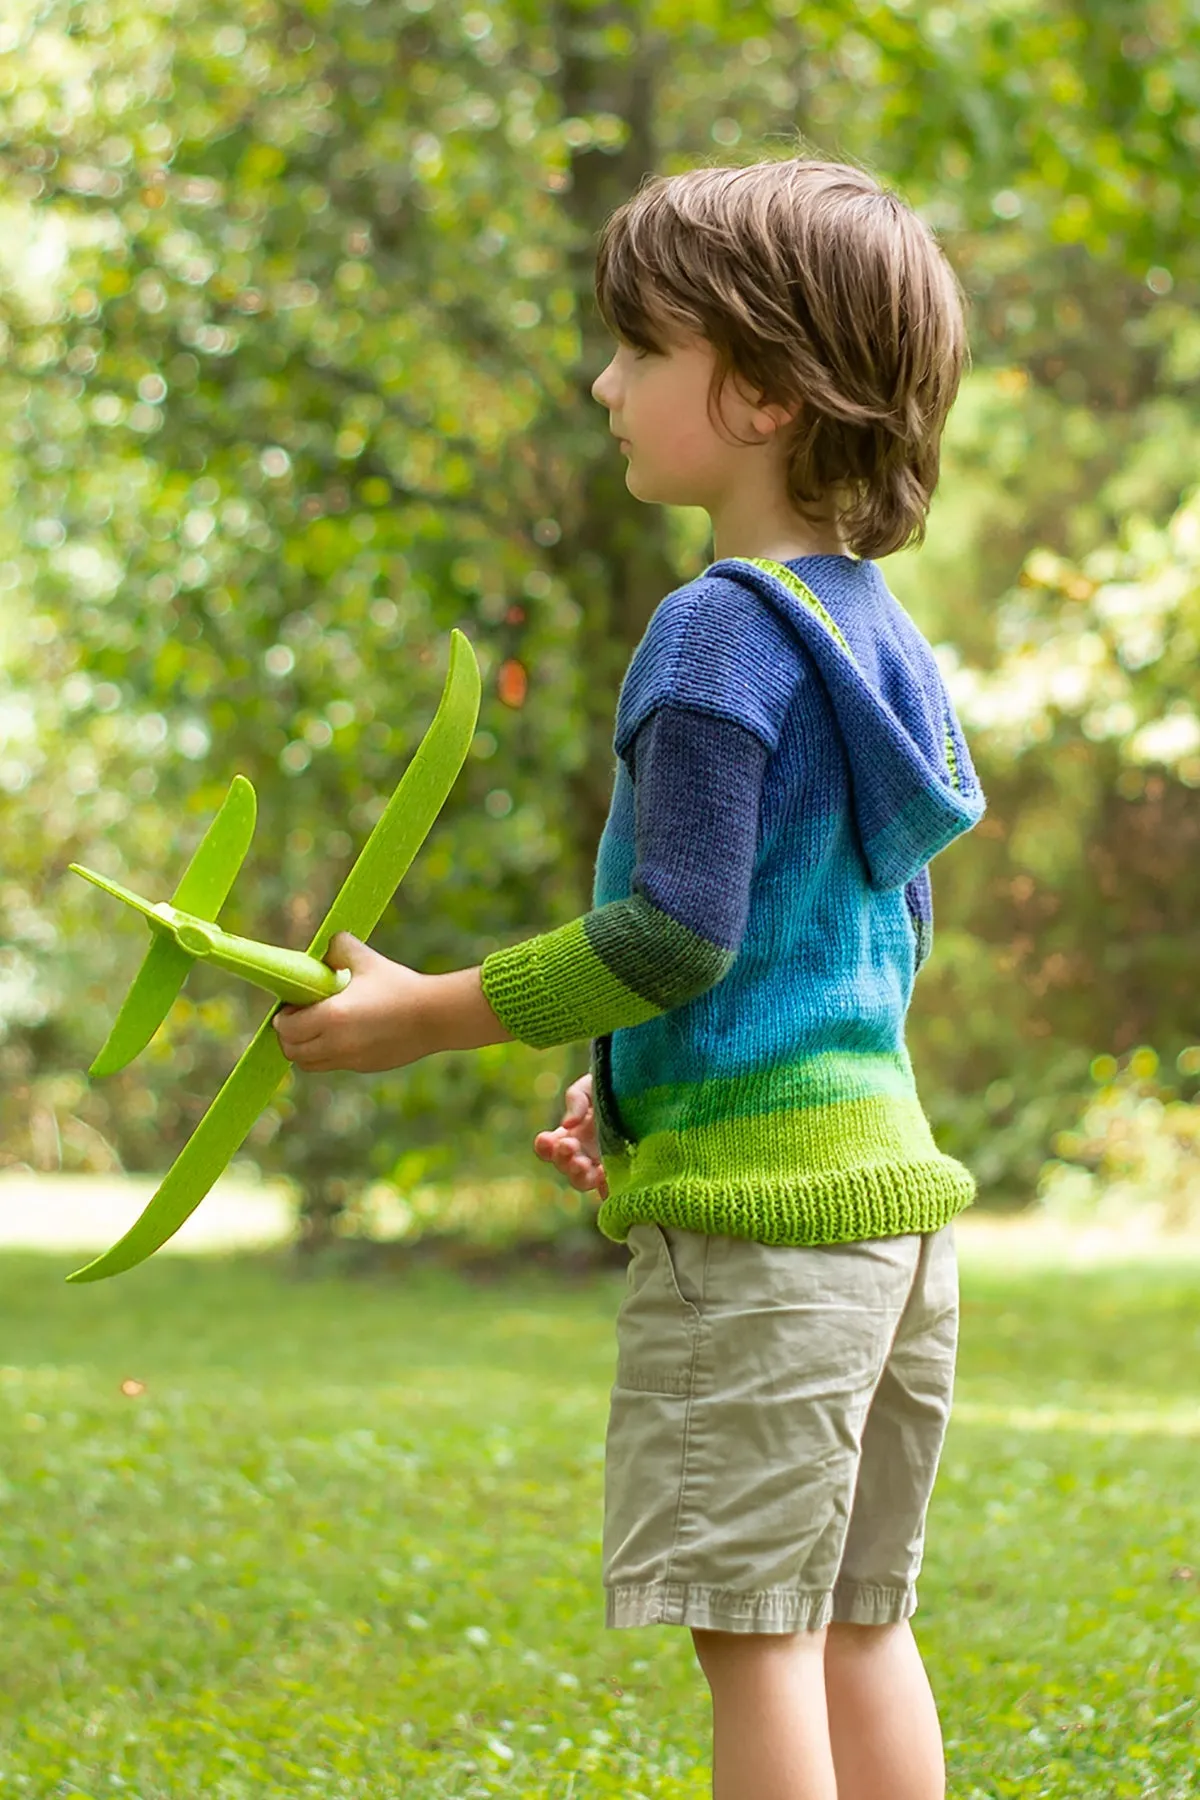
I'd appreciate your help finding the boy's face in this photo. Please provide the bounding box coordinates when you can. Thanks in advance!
[591,331,795,512]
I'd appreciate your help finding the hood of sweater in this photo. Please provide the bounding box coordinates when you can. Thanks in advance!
[705,555,986,892]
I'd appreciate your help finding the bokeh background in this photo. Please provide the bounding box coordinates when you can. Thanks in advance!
[2,0,1199,1252]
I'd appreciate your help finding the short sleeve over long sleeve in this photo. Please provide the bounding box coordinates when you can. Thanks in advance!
[478,576,806,1049]
[613,575,805,762]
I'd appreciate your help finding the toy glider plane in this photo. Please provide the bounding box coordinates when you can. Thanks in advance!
[65,628,481,1284]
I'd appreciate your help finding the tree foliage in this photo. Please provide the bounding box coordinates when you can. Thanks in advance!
[1,0,1197,1223]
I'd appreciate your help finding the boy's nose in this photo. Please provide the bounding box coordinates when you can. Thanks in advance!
[591,359,618,406]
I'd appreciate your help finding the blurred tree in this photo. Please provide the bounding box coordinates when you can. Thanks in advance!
[0,0,610,1229]
[921,487,1200,1200]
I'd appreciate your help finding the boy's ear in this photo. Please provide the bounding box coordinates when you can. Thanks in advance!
[732,370,802,437]
[753,392,803,434]
[719,365,802,440]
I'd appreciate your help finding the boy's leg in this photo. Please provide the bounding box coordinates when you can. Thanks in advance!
[826,1225,958,1799]
[692,1625,838,1800]
[824,1619,945,1800]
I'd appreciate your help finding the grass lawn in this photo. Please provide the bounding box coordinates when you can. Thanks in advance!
[0,1238,1197,1798]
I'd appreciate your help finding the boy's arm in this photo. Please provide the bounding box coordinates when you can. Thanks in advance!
[419,962,516,1051]
[473,704,770,1049]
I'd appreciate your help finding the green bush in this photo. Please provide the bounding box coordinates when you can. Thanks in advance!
[1038,1045,1200,1233]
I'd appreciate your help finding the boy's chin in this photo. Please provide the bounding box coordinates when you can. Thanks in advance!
[625,464,695,508]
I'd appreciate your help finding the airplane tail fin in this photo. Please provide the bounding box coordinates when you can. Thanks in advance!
[88,935,198,1077]
[78,775,257,1076]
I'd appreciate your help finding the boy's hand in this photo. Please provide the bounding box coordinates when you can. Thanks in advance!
[273,933,434,1073]
[534,1072,609,1201]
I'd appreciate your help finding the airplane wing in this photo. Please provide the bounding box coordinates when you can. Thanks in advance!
[67,1007,289,1283]
[67,629,481,1283]
[87,774,257,1077]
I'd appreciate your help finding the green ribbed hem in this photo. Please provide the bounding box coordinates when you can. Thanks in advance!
[596,1156,976,1247]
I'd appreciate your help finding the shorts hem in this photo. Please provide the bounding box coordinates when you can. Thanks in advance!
[830,1581,918,1626]
[606,1582,834,1633]
[605,1579,917,1633]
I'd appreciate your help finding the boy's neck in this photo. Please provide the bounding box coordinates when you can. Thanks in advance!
[708,493,849,564]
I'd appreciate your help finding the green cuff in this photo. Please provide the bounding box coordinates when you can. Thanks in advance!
[480,928,590,1049]
[479,914,663,1049]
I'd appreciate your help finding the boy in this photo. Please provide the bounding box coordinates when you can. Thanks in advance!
[275,156,985,1800]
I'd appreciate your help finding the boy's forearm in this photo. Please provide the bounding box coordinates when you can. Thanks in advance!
[420,965,516,1054]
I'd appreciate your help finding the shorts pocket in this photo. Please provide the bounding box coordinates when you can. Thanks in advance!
[614,1225,701,1395]
[653,1225,707,1317]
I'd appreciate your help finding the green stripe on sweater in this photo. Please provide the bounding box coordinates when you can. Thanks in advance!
[480,900,734,1048]
[583,898,734,1009]
[616,1090,945,1184]
[618,1050,921,1138]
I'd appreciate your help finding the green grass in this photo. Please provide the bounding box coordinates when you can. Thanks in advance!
[0,1245,1197,1798]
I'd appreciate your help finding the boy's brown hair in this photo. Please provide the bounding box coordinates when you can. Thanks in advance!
[593,156,968,560]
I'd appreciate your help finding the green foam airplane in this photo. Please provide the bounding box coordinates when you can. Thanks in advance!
[65,628,481,1284]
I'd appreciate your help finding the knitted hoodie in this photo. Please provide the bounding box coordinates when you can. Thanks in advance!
[480,554,986,1246]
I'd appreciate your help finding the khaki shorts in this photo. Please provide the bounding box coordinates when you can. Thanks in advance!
[603,1221,958,1634]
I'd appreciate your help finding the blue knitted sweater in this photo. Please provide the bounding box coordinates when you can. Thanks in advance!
[480,555,986,1246]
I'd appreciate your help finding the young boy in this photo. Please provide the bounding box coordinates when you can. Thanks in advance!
[274,156,985,1800]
